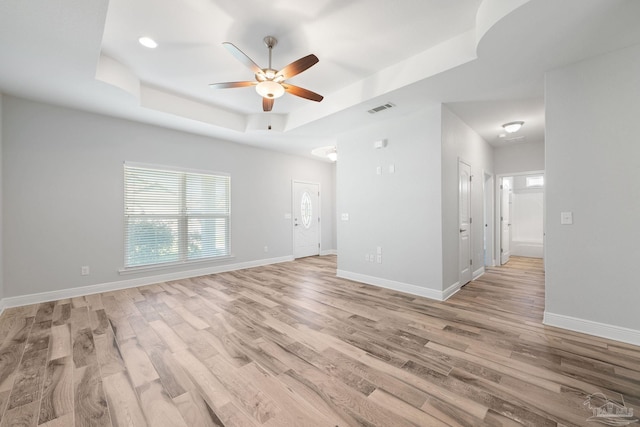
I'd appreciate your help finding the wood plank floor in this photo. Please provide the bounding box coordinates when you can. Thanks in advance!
[0,256,638,426]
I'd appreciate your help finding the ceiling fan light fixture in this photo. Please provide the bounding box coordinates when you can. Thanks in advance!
[256,80,285,99]
[502,121,524,133]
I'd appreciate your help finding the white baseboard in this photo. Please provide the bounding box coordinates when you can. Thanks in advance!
[442,281,461,300]
[320,249,337,256]
[0,299,6,317]
[336,269,449,301]
[543,311,640,347]
[1,255,294,310]
[472,267,485,280]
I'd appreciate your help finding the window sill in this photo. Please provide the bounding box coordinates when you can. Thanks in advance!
[118,255,235,276]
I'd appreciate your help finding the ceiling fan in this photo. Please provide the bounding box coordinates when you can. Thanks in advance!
[209,36,323,112]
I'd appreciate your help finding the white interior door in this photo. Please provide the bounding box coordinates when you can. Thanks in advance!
[293,181,320,259]
[459,161,472,286]
[500,177,512,265]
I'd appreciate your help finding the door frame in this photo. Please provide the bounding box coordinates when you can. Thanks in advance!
[458,159,472,286]
[482,170,494,267]
[494,170,545,265]
[292,180,321,258]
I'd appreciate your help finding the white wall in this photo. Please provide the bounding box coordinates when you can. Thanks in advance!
[545,43,640,343]
[0,93,3,305]
[493,140,544,175]
[2,96,335,300]
[441,106,494,288]
[336,107,444,298]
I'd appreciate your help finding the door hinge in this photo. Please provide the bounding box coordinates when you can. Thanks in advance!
[318,217,320,223]
[500,184,503,189]
[470,175,473,182]
[500,249,503,253]
[470,259,473,266]
[318,243,320,248]
[470,217,472,224]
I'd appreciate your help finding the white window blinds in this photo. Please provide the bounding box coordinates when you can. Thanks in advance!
[124,164,230,268]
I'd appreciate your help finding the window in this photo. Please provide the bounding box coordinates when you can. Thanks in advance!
[526,175,544,188]
[124,163,230,268]
[301,191,312,229]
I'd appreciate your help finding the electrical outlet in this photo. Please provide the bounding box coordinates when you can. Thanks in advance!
[81,266,90,276]
[376,254,382,264]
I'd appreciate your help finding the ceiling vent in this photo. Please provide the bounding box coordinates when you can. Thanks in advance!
[504,136,526,144]
[368,102,395,114]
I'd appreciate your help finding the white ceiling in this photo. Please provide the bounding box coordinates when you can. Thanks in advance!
[1,0,640,159]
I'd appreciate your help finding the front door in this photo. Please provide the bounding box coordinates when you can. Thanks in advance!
[293,181,320,258]
[459,161,472,286]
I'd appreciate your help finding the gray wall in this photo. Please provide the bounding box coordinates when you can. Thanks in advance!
[2,96,335,298]
[0,93,3,302]
[336,107,444,292]
[545,43,640,331]
[493,140,544,175]
[441,106,494,288]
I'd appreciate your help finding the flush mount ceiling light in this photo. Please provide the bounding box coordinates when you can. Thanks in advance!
[502,121,524,133]
[311,146,337,162]
[138,37,158,49]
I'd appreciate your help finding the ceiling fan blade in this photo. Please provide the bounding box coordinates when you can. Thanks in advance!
[282,84,323,102]
[222,42,263,76]
[263,97,274,112]
[209,81,257,89]
[275,54,319,80]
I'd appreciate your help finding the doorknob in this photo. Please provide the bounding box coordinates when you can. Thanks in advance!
[459,228,466,233]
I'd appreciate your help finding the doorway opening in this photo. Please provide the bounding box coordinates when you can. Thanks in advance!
[496,171,545,265]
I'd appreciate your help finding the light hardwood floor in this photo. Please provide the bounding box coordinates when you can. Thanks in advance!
[0,256,638,426]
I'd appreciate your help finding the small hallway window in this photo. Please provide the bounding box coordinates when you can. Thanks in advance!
[526,175,544,188]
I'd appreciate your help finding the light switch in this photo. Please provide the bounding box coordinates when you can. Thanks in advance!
[388,164,395,174]
[341,213,349,221]
[376,166,382,175]
[560,211,573,225]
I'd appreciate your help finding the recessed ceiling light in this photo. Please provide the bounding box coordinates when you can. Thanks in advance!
[138,37,158,49]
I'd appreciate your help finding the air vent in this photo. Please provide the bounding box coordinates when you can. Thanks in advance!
[504,136,526,144]
[368,102,395,114]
